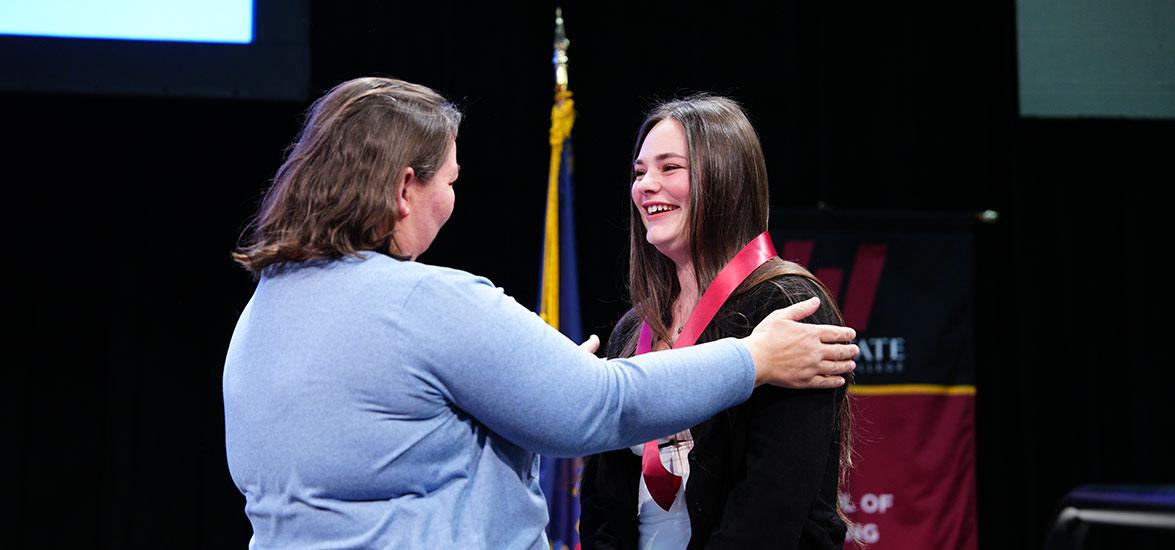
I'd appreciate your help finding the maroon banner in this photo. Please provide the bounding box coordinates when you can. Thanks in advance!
[771,209,977,549]
[842,392,977,548]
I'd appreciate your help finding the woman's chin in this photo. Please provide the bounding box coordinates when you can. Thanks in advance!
[646,239,686,263]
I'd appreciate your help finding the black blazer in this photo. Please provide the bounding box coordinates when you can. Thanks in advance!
[580,275,848,549]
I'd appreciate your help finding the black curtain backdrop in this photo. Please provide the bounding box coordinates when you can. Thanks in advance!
[5,1,1171,548]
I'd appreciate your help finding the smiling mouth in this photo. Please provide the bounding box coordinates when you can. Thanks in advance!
[646,204,679,215]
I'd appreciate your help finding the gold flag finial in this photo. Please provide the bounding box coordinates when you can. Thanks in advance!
[553,8,570,91]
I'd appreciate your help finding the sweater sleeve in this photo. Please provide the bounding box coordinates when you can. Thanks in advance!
[397,270,756,458]
[704,276,845,548]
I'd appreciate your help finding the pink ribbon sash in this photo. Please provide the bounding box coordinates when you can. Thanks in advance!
[636,232,777,511]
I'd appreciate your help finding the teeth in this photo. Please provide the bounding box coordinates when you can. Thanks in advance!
[646,205,677,215]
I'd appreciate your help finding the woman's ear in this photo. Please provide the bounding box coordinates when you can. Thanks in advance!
[396,166,416,219]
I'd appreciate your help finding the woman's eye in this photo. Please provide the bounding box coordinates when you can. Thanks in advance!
[633,170,646,178]
[663,164,682,172]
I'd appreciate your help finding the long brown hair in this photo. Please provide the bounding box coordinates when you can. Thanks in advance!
[233,77,462,276]
[628,95,828,339]
[625,94,854,512]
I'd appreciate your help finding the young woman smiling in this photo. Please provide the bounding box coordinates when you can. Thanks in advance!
[580,95,853,550]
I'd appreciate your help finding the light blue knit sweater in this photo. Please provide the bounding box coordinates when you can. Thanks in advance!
[223,252,753,549]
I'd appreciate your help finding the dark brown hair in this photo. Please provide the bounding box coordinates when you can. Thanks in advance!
[233,77,462,276]
[625,94,854,515]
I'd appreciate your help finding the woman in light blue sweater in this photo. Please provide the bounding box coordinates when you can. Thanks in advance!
[223,77,858,549]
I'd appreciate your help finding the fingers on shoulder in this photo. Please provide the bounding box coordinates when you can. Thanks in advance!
[771,275,843,326]
[820,358,857,375]
[818,324,856,343]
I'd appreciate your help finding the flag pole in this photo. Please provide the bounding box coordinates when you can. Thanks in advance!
[540,7,575,330]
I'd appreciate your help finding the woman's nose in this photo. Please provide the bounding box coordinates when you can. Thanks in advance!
[633,173,660,194]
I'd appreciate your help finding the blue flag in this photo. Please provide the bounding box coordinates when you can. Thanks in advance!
[537,88,583,550]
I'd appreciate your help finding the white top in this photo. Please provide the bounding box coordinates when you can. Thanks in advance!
[633,430,695,550]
